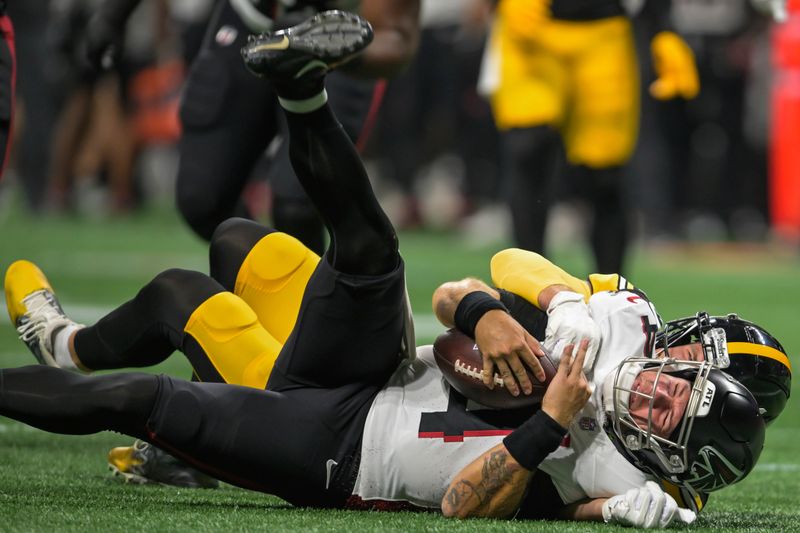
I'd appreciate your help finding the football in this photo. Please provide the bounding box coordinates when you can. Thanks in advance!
[433,329,557,409]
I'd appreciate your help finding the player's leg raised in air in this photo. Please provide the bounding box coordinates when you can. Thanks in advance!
[0,11,404,507]
[243,10,406,392]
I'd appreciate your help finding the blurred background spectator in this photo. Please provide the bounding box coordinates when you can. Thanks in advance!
[45,0,189,215]
[367,0,501,232]
[6,0,56,212]
[632,0,773,244]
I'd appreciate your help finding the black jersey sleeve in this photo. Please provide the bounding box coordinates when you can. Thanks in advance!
[497,289,548,340]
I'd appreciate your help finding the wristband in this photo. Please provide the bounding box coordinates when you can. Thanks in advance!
[503,410,567,471]
[454,291,508,339]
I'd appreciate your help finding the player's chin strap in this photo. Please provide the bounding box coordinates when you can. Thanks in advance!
[399,275,416,361]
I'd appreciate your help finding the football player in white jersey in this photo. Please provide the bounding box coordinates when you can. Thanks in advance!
[428,251,775,525]
[343,271,765,527]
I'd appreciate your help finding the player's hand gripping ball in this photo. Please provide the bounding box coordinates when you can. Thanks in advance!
[433,329,557,409]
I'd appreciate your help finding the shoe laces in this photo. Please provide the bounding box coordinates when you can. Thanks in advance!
[132,439,154,464]
[16,290,70,346]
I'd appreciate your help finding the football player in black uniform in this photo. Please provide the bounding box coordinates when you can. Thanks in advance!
[86,0,420,252]
[5,11,412,505]
[80,0,419,486]
[2,12,768,527]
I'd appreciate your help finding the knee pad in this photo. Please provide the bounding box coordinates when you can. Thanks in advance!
[235,232,320,344]
[184,292,282,389]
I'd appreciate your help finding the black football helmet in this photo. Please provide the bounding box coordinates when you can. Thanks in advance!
[603,357,766,494]
[658,312,791,425]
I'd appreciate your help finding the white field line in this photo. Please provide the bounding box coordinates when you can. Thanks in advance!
[0,304,449,339]
[35,250,206,280]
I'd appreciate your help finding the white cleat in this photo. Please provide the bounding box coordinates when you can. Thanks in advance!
[5,260,83,367]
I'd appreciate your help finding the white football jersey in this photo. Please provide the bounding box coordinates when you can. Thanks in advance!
[352,344,510,509]
[537,289,662,504]
[353,289,662,509]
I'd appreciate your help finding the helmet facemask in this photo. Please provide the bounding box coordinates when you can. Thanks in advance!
[604,357,714,479]
[604,356,766,493]
[659,312,730,368]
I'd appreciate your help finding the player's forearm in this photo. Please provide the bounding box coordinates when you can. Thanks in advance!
[559,497,606,521]
[432,278,500,328]
[349,0,420,78]
[490,249,591,310]
[441,443,531,518]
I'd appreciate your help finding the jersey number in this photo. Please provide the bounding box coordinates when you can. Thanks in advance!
[418,389,531,442]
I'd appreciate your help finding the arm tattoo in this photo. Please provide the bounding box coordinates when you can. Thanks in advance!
[479,449,518,498]
[446,479,478,509]
[444,448,526,515]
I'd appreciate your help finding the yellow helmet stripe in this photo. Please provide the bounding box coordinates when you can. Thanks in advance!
[727,342,792,373]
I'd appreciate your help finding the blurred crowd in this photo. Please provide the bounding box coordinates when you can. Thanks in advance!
[0,0,787,256]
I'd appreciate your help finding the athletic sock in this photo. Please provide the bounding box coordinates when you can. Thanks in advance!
[53,324,85,372]
[278,88,328,114]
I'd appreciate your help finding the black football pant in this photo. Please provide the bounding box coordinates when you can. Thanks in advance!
[503,125,629,274]
[0,99,404,507]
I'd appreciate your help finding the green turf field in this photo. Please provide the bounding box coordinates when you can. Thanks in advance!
[0,207,798,531]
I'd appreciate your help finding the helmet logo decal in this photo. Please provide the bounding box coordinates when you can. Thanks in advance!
[697,381,716,417]
[703,328,730,368]
[687,445,745,492]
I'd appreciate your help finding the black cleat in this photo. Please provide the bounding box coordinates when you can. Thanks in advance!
[241,10,373,83]
[108,440,219,489]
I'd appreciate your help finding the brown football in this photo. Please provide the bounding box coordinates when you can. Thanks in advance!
[433,329,557,409]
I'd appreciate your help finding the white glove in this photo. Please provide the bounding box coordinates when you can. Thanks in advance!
[545,291,601,373]
[602,481,697,529]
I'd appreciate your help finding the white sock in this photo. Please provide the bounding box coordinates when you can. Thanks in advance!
[53,324,84,372]
[278,89,328,114]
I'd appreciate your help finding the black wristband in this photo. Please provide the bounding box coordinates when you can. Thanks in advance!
[453,291,509,339]
[503,410,567,471]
